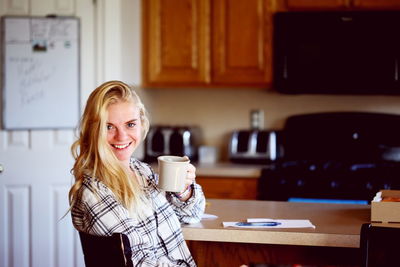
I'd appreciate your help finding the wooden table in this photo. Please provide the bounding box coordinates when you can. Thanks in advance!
[182,199,370,267]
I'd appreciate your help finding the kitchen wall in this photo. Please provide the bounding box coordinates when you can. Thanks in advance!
[120,0,400,161]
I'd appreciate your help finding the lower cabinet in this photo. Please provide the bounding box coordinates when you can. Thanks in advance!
[196,176,259,200]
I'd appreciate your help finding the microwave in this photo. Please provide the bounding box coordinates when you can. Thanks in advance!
[273,11,400,95]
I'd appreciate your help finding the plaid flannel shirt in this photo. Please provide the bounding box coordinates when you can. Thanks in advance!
[71,158,206,266]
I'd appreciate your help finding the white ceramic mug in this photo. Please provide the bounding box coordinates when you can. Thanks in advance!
[157,155,190,192]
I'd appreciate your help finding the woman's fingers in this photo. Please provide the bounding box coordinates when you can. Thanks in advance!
[186,163,196,186]
[187,164,196,179]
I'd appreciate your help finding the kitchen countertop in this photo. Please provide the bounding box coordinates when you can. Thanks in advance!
[150,161,263,178]
[194,162,263,178]
[183,198,370,247]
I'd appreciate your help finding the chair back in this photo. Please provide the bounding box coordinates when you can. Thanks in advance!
[360,223,400,267]
[79,231,133,267]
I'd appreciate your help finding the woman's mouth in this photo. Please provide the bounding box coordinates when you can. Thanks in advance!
[111,142,132,150]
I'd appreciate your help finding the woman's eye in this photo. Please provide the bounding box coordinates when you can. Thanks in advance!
[106,125,114,130]
[127,122,136,128]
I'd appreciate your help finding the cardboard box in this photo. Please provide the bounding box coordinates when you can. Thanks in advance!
[371,190,400,223]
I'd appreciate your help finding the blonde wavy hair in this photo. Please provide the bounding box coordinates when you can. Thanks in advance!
[69,80,150,217]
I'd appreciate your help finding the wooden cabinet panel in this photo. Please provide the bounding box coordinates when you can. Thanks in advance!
[188,241,360,267]
[284,0,349,10]
[142,0,274,88]
[212,0,272,86]
[142,0,210,86]
[197,176,258,199]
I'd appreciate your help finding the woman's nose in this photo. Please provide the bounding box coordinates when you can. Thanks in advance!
[115,127,128,140]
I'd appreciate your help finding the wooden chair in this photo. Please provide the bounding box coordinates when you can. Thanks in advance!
[360,223,400,267]
[79,231,133,267]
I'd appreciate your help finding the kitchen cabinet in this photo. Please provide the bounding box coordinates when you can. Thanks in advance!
[211,0,273,86]
[142,0,210,86]
[196,176,259,200]
[285,0,400,10]
[142,0,275,88]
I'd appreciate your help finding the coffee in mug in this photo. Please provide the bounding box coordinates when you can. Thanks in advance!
[157,155,190,192]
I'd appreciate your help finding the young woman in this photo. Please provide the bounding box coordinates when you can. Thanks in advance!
[69,80,205,266]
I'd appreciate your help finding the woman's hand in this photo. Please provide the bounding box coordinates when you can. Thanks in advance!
[185,161,196,188]
[175,156,196,201]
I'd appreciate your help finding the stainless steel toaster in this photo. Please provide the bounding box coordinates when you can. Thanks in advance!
[229,130,282,164]
[145,126,201,162]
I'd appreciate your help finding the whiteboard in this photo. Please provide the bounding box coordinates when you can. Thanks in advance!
[2,16,80,129]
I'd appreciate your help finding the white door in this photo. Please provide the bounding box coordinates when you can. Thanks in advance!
[0,131,82,267]
[0,0,95,266]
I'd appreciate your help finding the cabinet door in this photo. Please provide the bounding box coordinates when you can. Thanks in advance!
[285,0,349,10]
[197,176,259,199]
[352,0,400,9]
[212,0,272,87]
[142,0,210,86]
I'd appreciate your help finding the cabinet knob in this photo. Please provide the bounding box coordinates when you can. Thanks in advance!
[0,164,3,173]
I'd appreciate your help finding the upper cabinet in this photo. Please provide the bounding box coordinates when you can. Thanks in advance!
[285,0,400,10]
[211,0,273,86]
[142,0,275,88]
[142,0,210,86]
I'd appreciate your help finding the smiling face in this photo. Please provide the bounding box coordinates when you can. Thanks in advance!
[106,100,142,167]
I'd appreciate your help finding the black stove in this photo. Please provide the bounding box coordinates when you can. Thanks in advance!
[258,112,400,204]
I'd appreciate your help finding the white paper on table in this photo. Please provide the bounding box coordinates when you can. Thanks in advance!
[223,218,315,229]
[202,213,218,220]
[372,191,382,202]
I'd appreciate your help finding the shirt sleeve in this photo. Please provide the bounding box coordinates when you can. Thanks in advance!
[135,160,206,224]
[166,182,206,224]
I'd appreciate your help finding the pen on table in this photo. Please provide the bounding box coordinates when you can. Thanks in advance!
[235,222,282,227]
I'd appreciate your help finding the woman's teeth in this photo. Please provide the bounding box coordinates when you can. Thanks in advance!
[113,143,130,149]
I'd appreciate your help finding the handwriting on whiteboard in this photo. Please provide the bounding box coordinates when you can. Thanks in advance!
[9,56,55,107]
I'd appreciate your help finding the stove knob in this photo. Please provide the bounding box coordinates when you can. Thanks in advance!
[365,182,373,191]
[330,181,339,188]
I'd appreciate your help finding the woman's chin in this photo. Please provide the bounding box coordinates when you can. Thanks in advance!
[113,147,135,163]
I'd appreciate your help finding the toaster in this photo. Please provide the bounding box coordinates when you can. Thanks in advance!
[145,126,201,162]
[229,130,282,164]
